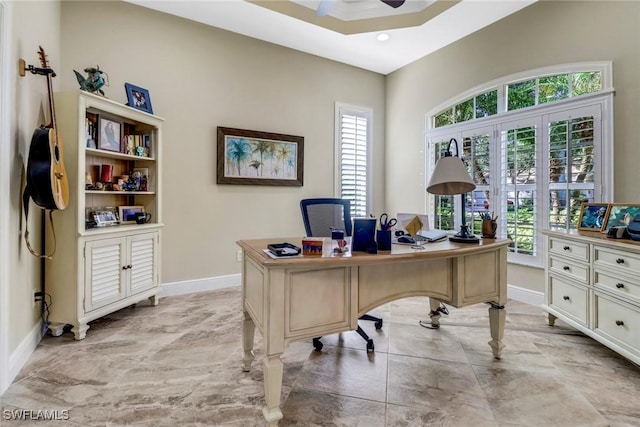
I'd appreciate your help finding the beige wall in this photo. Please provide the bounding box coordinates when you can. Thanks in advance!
[59,1,386,283]
[5,0,637,390]
[5,0,61,366]
[386,0,640,292]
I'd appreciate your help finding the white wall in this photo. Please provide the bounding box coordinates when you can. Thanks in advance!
[1,0,62,392]
[385,0,640,292]
[58,1,386,285]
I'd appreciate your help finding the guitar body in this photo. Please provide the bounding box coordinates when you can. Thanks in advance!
[25,46,69,211]
[27,125,69,210]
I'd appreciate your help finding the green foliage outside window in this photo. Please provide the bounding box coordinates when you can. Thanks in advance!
[431,70,602,257]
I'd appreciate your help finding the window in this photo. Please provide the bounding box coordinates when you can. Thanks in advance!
[426,63,613,266]
[335,103,372,218]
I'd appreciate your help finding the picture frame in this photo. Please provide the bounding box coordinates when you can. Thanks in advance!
[118,205,145,225]
[97,115,123,152]
[577,202,609,231]
[125,83,153,114]
[217,127,304,186]
[86,206,119,229]
[602,203,640,233]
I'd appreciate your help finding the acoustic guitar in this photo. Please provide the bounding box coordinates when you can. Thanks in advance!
[26,46,69,210]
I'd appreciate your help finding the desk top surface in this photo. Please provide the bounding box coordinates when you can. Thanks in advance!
[237,237,510,268]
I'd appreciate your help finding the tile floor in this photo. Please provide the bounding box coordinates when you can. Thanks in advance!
[1,287,639,426]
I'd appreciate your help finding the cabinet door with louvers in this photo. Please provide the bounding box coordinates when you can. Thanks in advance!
[127,232,158,296]
[84,232,158,312]
[84,236,127,312]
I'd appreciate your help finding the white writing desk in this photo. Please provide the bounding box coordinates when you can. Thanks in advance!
[237,237,509,426]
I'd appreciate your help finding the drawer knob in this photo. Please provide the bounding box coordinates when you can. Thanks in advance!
[616,320,624,326]
[563,266,571,271]
[616,283,625,289]
[616,258,625,264]
[563,246,570,251]
[563,295,570,301]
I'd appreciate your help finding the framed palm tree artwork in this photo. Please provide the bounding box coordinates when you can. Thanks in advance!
[216,127,304,186]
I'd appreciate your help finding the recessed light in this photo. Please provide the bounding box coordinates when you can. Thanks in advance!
[377,33,390,42]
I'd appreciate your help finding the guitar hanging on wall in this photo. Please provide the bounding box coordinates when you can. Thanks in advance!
[23,46,69,259]
[25,46,69,210]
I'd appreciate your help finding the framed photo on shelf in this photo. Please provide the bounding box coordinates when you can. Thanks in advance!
[118,205,145,225]
[577,203,609,231]
[97,115,123,152]
[86,206,119,229]
[602,203,640,233]
[216,126,304,186]
[125,83,153,114]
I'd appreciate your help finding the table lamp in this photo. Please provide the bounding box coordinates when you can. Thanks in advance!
[427,138,479,243]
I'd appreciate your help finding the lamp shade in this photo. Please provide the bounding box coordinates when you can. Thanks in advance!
[427,155,476,195]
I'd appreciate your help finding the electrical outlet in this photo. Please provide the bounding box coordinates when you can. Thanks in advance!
[236,250,243,262]
[34,291,44,302]
[33,290,43,308]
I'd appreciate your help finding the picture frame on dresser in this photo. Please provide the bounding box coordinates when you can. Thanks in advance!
[602,204,640,233]
[577,202,610,231]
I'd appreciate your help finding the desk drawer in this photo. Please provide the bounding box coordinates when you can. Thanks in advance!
[594,246,640,276]
[548,275,588,326]
[594,270,640,304]
[549,237,589,262]
[595,293,640,353]
[549,256,589,284]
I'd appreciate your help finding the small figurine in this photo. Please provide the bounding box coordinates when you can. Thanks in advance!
[73,66,108,96]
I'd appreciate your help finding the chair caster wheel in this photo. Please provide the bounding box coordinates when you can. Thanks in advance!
[374,319,383,330]
[313,337,323,351]
[366,339,374,352]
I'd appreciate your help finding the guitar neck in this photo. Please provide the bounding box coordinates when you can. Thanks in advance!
[46,71,56,130]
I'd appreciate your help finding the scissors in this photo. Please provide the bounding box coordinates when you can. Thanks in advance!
[379,213,397,231]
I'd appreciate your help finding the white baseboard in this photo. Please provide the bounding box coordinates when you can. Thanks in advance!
[507,284,544,306]
[161,274,241,297]
[5,321,43,393]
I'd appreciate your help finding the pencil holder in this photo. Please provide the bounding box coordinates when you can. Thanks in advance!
[482,219,497,239]
[376,229,391,251]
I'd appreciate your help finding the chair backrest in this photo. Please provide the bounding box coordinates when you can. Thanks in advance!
[300,198,353,237]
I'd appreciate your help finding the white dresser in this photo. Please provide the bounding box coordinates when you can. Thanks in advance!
[543,229,640,365]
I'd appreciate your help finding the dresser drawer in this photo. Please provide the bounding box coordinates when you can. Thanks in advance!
[548,275,588,325]
[594,270,640,304]
[549,256,589,284]
[549,237,589,262]
[594,246,640,275]
[595,293,640,352]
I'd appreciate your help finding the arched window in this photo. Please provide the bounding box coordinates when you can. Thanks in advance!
[426,63,614,267]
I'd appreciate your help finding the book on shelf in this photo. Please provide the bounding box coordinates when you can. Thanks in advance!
[124,133,151,157]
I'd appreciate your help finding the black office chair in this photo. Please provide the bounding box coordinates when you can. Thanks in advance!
[300,198,383,352]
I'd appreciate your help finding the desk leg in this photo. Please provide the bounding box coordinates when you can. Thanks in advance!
[488,303,506,359]
[262,355,284,426]
[242,311,255,372]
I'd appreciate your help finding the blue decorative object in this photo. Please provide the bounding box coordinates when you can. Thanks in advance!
[74,66,107,96]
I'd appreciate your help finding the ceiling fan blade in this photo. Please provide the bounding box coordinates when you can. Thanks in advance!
[316,0,337,17]
[381,0,406,8]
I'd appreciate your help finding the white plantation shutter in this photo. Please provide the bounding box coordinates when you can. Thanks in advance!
[427,93,610,267]
[336,104,371,218]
